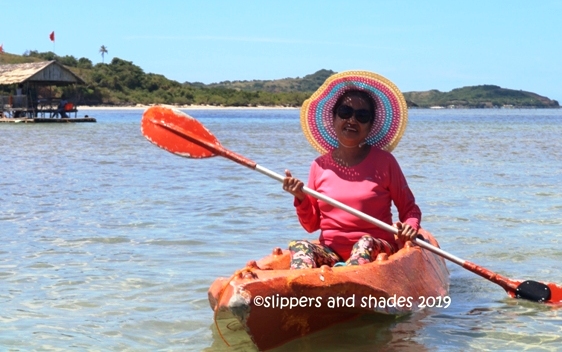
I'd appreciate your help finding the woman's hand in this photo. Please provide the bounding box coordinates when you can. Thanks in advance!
[283,170,305,202]
[394,222,418,242]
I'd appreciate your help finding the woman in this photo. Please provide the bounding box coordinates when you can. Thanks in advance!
[283,71,421,269]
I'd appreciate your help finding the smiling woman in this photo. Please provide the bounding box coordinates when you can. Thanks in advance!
[331,91,374,151]
[282,70,420,269]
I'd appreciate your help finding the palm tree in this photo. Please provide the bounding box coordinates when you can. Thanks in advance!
[99,45,108,63]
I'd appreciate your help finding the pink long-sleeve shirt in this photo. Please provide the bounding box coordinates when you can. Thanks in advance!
[294,147,421,260]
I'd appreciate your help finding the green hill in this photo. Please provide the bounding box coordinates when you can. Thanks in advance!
[206,69,335,93]
[1,51,558,108]
[403,85,559,108]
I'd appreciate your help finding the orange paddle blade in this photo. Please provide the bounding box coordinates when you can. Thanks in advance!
[141,106,219,158]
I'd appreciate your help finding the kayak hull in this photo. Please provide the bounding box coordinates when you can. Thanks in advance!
[208,229,449,350]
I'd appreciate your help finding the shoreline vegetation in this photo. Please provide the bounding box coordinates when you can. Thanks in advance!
[1,51,559,109]
[77,104,554,111]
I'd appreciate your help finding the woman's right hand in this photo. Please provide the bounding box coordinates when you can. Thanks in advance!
[283,170,305,202]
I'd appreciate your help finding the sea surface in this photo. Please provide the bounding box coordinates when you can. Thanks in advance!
[1,108,561,351]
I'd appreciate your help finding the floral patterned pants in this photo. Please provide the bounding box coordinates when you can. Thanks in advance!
[289,235,396,269]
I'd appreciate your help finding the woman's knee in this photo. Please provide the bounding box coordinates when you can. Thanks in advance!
[289,240,311,251]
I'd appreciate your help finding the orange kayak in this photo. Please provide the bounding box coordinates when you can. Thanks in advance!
[208,229,449,350]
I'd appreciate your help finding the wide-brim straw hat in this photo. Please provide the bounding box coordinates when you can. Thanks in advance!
[300,70,408,154]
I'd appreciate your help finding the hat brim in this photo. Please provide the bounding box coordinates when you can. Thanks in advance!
[301,70,408,154]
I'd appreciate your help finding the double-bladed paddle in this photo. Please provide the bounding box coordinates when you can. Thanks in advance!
[141,106,562,305]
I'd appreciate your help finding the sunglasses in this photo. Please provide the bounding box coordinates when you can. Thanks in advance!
[336,105,372,124]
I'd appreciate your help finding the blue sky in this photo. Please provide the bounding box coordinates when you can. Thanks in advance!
[2,0,561,102]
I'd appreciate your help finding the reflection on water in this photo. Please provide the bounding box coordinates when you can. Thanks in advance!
[207,312,431,352]
[0,108,561,351]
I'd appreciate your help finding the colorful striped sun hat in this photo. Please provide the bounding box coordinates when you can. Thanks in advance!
[300,70,408,154]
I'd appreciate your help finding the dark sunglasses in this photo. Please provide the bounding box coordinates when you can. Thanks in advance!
[336,105,372,124]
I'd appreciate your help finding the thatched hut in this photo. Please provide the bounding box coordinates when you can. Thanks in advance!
[0,61,84,118]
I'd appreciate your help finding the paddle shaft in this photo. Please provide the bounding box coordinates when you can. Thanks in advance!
[158,120,476,267]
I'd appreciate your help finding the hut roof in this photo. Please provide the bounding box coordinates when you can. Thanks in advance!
[0,61,85,86]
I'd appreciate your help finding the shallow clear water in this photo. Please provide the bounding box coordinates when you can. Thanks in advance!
[1,108,561,351]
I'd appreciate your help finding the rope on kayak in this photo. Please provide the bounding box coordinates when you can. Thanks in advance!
[213,265,255,347]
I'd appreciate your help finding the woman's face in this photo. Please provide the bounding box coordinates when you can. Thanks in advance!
[333,95,373,148]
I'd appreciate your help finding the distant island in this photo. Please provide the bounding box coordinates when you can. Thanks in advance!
[1,51,559,108]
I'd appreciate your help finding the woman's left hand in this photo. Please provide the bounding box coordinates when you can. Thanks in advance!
[394,222,418,242]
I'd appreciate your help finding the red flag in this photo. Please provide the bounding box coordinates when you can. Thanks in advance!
[0,44,3,53]
[49,31,55,42]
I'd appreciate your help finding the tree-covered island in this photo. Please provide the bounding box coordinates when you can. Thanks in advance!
[0,51,559,108]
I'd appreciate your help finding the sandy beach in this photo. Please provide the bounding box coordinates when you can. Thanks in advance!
[1,104,296,120]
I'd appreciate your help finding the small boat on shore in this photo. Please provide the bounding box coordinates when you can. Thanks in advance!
[208,229,450,351]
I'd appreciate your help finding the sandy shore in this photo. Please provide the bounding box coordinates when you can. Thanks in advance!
[79,104,299,110]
